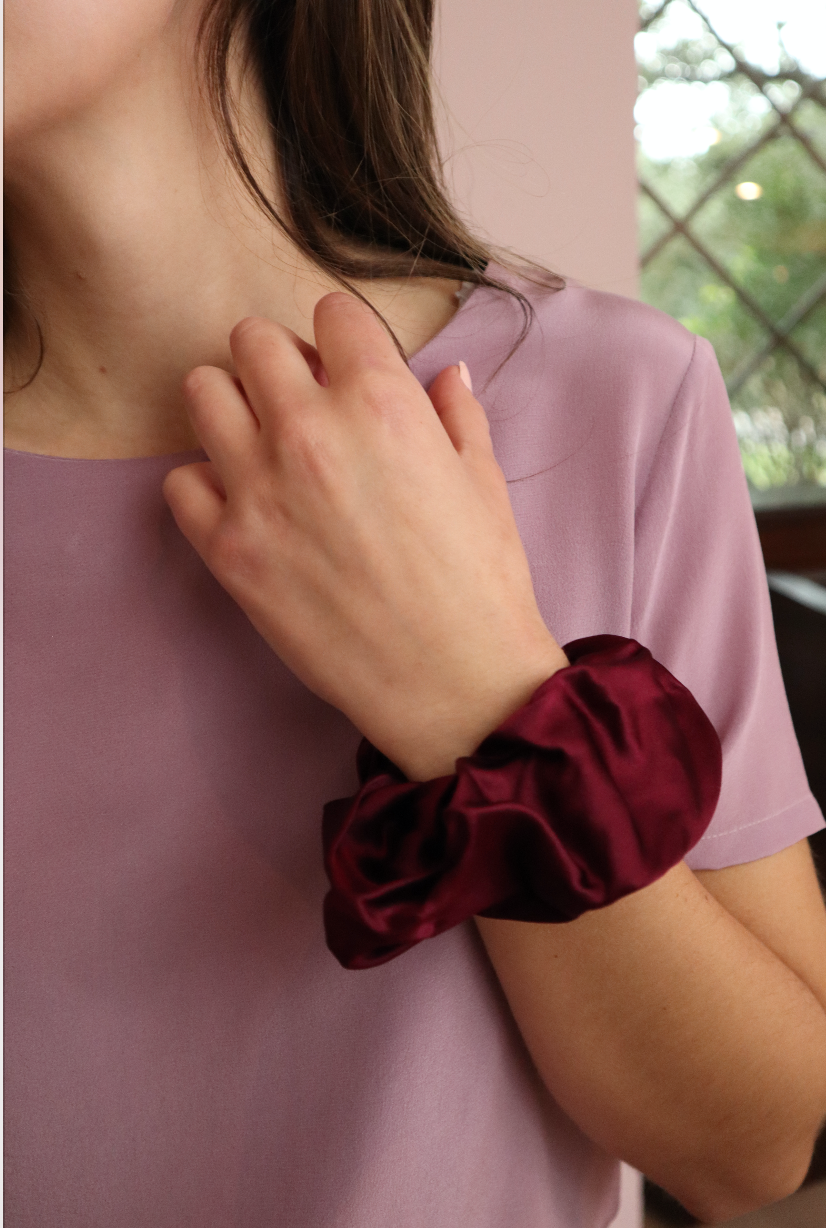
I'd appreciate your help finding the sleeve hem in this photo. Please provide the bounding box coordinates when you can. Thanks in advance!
[684,793,825,871]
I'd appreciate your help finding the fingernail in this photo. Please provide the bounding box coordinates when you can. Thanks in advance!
[458,361,473,392]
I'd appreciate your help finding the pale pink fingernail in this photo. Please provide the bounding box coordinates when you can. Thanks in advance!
[458,361,473,392]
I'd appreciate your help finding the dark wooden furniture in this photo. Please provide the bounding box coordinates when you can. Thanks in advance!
[756,504,826,571]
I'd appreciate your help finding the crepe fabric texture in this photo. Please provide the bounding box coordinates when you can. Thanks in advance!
[5,268,824,1228]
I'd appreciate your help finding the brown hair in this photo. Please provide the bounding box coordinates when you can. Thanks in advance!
[199,0,562,351]
[6,0,562,388]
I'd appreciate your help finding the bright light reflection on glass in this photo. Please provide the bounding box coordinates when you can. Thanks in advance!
[635,0,826,162]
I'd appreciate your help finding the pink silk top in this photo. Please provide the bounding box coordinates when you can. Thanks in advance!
[5,271,823,1227]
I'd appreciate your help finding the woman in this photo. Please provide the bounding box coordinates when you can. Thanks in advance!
[5,2,826,1226]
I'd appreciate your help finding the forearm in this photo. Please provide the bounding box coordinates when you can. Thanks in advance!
[476,860,826,1222]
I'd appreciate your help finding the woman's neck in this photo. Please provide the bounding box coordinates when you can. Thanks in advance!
[3,23,460,459]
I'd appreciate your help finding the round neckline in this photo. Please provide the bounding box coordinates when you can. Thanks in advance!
[3,277,487,465]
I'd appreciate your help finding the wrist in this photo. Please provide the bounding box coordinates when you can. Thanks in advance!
[386,642,570,781]
[323,635,723,970]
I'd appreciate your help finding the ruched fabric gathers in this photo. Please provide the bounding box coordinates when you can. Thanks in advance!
[322,636,723,970]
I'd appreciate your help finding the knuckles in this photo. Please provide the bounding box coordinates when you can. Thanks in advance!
[346,367,422,425]
[207,508,278,589]
[275,422,340,485]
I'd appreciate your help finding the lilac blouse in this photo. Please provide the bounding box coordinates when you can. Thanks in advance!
[5,270,823,1227]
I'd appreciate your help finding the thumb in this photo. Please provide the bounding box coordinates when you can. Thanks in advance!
[427,363,493,458]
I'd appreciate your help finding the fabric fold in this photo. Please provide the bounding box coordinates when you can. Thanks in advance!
[323,636,723,970]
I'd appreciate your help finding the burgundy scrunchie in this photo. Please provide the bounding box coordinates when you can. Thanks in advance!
[322,635,722,970]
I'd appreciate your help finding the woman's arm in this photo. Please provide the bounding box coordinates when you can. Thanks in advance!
[476,839,826,1224]
[164,297,826,1221]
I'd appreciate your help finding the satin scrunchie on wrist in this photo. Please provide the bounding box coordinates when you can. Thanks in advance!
[322,635,722,970]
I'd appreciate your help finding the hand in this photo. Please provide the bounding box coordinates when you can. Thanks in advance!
[162,293,567,780]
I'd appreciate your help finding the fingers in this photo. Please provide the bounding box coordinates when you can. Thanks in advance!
[229,317,324,426]
[183,302,439,504]
[312,293,406,386]
[162,461,225,556]
[227,298,405,429]
[182,365,258,475]
[427,364,494,459]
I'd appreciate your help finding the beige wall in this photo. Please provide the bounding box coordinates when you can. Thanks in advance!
[434,0,640,297]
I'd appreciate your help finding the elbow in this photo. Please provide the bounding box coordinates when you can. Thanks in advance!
[666,1141,815,1224]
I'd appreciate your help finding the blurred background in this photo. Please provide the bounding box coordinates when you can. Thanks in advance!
[633,0,826,928]
[636,0,826,508]
[436,3,826,1226]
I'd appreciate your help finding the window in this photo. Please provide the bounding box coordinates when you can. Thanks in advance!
[636,0,826,509]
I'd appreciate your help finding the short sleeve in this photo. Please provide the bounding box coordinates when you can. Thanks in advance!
[629,334,824,868]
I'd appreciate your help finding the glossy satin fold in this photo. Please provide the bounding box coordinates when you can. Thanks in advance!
[323,636,723,970]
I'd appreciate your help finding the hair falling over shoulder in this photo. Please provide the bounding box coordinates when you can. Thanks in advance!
[198,0,562,344]
[4,0,563,386]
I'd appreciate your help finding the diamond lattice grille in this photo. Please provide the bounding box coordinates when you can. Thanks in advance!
[636,0,826,504]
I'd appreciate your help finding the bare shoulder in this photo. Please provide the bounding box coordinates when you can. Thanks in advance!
[695,839,826,1012]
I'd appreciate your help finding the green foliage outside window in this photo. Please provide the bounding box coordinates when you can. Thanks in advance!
[636,0,826,505]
